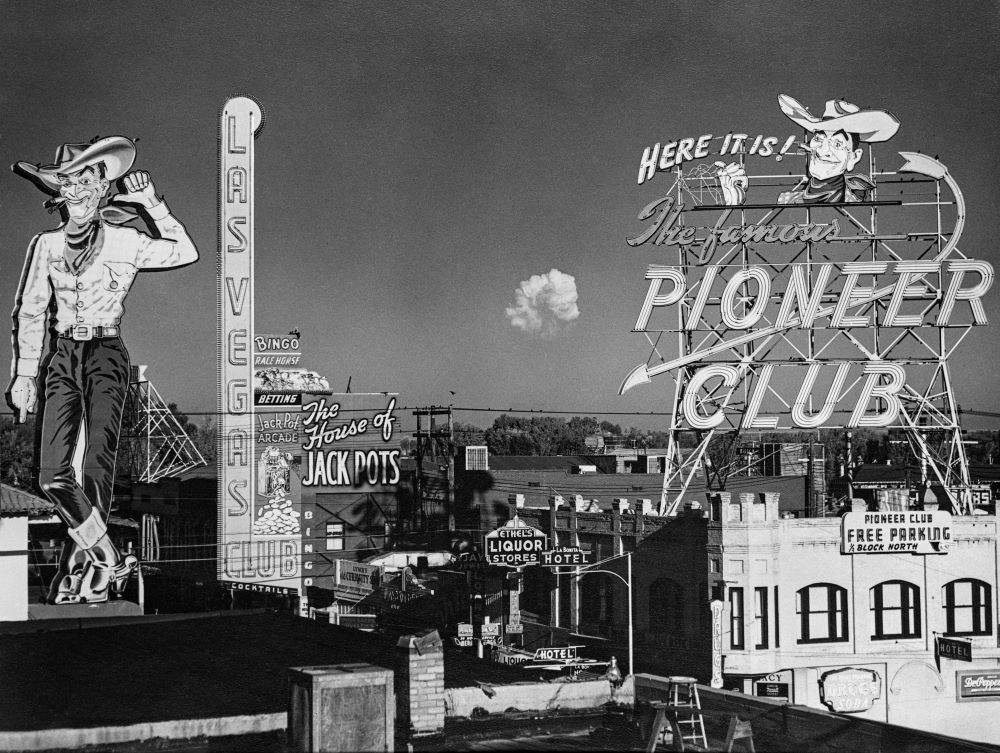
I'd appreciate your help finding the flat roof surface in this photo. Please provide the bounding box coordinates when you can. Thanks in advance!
[59,710,644,752]
[0,610,531,732]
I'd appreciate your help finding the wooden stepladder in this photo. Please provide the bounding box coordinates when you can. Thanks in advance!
[643,676,756,752]
[645,676,708,751]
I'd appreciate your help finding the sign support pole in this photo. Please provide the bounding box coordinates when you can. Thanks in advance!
[626,551,634,676]
[553,552,635,677]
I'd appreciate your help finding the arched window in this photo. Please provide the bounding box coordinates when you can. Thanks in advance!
[581,573,615,625]
[649,577,685,636]
[796,583,848,643]
[870,581,921,639]
[943,579,992,636]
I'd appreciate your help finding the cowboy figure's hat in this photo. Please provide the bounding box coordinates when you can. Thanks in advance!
[12,136,136,194]
[778,95,899,143]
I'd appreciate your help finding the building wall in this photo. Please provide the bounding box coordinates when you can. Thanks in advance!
[516,498,715,677]
[0,517,28,621]
[718,493,1000,744]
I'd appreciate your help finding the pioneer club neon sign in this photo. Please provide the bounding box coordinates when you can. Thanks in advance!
[621,112,993,433]
[624,255,991,430]
[622,95,989,513]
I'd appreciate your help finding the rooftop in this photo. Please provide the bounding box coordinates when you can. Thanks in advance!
[0,609,530,734]
[0,483,54,518]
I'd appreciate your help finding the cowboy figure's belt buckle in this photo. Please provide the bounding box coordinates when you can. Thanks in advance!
[72,325,92,341]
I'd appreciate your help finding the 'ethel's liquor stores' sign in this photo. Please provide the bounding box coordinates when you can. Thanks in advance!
[484,518,547,566]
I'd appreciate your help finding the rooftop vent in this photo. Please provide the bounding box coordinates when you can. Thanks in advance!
[465,446,488,471]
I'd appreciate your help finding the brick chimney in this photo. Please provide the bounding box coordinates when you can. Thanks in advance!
[507,493,525,509]
[395,629,444,737]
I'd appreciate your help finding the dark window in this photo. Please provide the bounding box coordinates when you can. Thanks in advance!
[796,583,848,643]
[649,578,685,635]
[870,581,921,639]
[774,586,780,648]
[711,581,724,602]
[730,587,745,649]
[699,580,709,636]
[754,587,769,649]
[943,579,992,636]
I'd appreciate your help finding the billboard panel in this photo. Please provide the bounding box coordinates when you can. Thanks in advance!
[218,97,301,595]
[299,393,403,592]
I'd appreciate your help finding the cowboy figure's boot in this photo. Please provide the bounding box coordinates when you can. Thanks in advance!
[47,540,91,605]
[67,510,138,603]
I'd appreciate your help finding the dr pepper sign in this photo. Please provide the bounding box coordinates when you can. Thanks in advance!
[484,518,547,567]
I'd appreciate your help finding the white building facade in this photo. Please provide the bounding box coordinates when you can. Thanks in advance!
[717,492,1000,743]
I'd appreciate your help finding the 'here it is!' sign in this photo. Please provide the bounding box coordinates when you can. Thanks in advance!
[484,518,547,567]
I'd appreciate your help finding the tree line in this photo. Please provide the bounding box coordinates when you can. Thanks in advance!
[4,409,999,492]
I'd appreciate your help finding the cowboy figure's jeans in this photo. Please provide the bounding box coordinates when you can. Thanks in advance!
[37,337,131,526]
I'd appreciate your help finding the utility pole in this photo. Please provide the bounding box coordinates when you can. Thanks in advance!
[413,410,424,534]
[447,407,455,532]
[412,406,455,533]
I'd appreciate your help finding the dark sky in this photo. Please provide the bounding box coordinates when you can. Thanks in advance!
[3,1,999,429]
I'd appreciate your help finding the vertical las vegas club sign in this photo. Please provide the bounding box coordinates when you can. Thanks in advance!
[622,95,993,514]
[219,97,300,595]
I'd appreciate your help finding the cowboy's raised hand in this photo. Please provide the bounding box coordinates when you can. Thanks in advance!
[113,171,159,208]
[715,162,748,206]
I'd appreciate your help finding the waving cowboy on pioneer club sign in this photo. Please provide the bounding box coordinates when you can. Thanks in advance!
[717,94,901,206]
[6,137,198,604]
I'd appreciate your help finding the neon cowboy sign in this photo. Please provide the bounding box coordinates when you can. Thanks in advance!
[621,94,993,434]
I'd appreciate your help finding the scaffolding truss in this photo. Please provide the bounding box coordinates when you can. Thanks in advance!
[121,365,207,483]
[623,147,981,515]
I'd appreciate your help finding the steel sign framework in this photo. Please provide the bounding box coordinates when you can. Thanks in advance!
[623,131,992,516]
